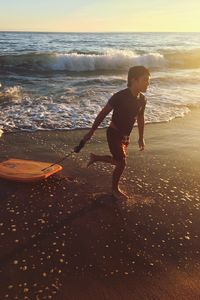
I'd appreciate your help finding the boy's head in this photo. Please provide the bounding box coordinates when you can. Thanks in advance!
[127,65,150,92]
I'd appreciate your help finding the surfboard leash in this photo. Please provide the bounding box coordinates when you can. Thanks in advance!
[41,139,86,171]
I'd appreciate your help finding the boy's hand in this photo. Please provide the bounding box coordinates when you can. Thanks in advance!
[82,130,94,143]
[138,138,145,151]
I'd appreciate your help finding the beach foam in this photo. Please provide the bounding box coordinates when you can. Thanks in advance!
[0,86,22,103]
[0,82,196,132]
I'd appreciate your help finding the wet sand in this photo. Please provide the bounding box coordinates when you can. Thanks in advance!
[0,109,200,299]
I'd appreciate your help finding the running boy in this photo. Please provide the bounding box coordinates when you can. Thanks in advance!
[82,65,150,200]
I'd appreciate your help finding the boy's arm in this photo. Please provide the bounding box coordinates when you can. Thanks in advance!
[137,114,145,151]
[82,103,113,142]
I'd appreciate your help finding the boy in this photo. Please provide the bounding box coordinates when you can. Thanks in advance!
[82,65,150,200]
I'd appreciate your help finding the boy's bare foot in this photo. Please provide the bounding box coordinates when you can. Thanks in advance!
[112,189,129,200]
[87,153,96,168]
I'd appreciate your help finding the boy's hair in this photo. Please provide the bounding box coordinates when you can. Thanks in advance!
[127,65,150,87]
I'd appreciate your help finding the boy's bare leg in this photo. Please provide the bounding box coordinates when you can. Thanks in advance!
[112,160,128,200]
[87,153,116,167]
[87,154,128,200]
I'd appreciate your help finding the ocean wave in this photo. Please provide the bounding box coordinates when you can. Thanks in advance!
[163,48,200,69]
[0,50,165,73]
[1,48,200,74]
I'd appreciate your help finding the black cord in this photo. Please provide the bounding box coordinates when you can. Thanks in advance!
[41,139,86,172]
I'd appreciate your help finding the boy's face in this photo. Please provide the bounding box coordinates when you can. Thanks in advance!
[132,74,150,93]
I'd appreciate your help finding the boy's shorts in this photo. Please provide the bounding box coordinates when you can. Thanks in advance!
[106,127,130,162]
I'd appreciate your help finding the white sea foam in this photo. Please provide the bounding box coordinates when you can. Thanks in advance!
[47,50,165,71]
[0,81,198,133]
[0,86,22,103]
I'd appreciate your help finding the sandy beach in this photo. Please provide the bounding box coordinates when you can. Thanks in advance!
[0,109,200,299]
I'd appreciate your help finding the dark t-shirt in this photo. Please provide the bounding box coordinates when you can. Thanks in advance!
[108,88,147,136]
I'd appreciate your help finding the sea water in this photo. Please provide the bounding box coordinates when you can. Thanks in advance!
[0,32,200,132]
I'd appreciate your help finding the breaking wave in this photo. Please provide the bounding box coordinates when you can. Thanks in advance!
[0,50,165,73]
[1,48,200,74]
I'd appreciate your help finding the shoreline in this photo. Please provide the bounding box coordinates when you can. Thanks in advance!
[0,108,193,136]
[0,108,200,299]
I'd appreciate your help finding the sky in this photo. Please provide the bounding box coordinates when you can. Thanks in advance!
[0,0,200,32]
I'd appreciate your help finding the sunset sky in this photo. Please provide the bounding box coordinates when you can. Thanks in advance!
[0,0,200,32]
